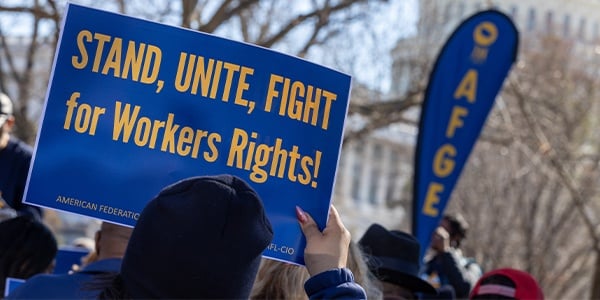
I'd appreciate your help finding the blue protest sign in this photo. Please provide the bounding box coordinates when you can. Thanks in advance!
[412,10,518,259]
[53,246,90,274]
[25,3,350,265]
[4,278,25,297]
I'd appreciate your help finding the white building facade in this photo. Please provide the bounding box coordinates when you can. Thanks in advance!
[334,0,600,239]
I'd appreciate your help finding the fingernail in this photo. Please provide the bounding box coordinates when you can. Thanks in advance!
[296,206,308,223]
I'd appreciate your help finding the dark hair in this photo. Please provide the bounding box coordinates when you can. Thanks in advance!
[443,214,468,242]
[0,215,57,295]
[471,274,516,300]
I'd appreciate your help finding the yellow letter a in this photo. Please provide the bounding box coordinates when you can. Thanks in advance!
[453,69,478,103]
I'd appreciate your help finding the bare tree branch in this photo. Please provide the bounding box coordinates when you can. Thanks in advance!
[0,31,22,83]
[343,89,422,142]
[197,0,259,33]
[0,4,56,19]
[509,77,600,251]
[258,0,369,48]
[181,0,198,28]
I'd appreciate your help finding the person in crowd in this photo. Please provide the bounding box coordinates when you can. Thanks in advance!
[69,236,98,272]
[422,214,482,299]
[71,236,96,253]
[0,93,41,219]
[6,222,132,299]
[469,268,544,300]
[0,215,57,296]
[0,198,17,222]
[359,223,438,300]
[96,174,366,299]
[251,240,382,300]
[251,258,311,300]
[346,241,384,299]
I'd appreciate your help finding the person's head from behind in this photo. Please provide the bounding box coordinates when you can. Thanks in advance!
[470,268,544,300]
[0,93,15,148]
[359,223,436,300]
[0,215,58,294]
[71,236,95,252]
[347,240,384,299]
[251,240,382,300]
[77,222,132,269]
[441,213,468,248]
[251,259,310,300]
[102,174,273,299]
[94,222,133,260]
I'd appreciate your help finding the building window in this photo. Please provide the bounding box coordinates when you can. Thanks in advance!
[578,17,586,40]
[351,144,363,203]
[385,171,398,204]
[368,167,379,204]
[545,11,553,33]
[372,143,382,159]
[368,143,383,205]
[351,176,361,203]
[564,14,571,37]
[385,150,401,202]
[527,8,536,31]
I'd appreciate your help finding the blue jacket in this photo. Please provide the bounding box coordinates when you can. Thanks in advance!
[6,258,121,299]
[304,268,367,300]
[0,138,41,219]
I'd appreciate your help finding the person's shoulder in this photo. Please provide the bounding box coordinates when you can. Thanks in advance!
[82,257,123,273]
[6,138,33,158]
[18,273,72,286]
[6,272,88,298]
[304,268,367,300]
[13,138,33,154]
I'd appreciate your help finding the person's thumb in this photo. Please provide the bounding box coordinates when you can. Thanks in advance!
[326,205,346,233]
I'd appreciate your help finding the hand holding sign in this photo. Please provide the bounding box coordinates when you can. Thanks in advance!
[297,205,350,276]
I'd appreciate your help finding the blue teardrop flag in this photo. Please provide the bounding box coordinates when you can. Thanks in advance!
[412,10,519,259]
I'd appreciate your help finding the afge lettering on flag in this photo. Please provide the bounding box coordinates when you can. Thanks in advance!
[412,10,518,259]
[25,3,351,265]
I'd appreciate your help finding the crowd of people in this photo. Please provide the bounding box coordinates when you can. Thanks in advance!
[0,91,545,299]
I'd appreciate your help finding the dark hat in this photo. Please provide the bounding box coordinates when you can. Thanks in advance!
[359,223,437,295]
[422,285,456,300]
[0,93,13,126]
[121,175,273,299]
[470,268,544,300]
[0,215,58,279]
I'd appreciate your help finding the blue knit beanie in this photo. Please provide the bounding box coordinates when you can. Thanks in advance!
[120,175,273,299]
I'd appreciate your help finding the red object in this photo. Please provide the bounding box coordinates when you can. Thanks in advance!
[470,268,544,300]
